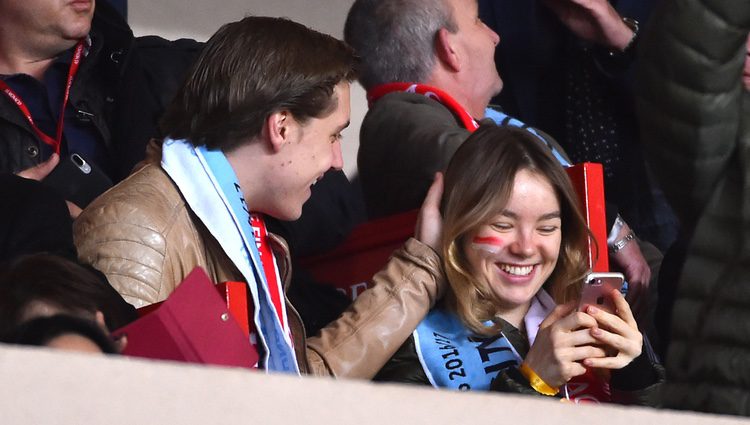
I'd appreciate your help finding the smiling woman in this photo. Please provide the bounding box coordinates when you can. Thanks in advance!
[374,125,663,405]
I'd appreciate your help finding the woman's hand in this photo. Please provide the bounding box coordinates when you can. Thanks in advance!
[415,173,443,252]
[582,289,642,369]
[523,301,607,388]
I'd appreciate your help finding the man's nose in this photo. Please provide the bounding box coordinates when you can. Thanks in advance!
[484,22,500,46]
[330,141,344,170]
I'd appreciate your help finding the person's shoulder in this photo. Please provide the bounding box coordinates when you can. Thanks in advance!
[363,91,462,138]
[75,164,184,234]
[135,35,203,52]
[131,36,203,102]
[371,91,456,118]
[91,2,132,39]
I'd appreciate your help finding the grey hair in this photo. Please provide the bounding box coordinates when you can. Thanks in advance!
[344,0,457,90]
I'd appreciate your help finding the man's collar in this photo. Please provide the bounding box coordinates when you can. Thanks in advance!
[56,36,92,66]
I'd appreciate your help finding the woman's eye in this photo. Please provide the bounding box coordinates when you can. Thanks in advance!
[491,222,512,231]
[538,226,559,234]
[331,133,343,144]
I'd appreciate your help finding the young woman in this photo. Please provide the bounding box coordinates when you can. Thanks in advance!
[375,125,662,404]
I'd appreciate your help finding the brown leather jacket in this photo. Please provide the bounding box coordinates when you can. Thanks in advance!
[74,163,444,378]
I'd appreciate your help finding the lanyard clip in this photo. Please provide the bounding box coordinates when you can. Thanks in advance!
[76,109,94,123]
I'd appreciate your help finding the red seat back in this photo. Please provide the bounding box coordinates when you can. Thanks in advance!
[298,209,419,300]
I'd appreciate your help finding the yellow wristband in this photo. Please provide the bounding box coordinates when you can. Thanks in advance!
[519,363,559,396]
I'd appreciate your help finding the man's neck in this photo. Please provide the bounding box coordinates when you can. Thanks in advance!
[0,29,77,80]
[425,74,486,119]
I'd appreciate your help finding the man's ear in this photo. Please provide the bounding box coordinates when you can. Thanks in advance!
[435,28,461,73]
[265,110,290,153]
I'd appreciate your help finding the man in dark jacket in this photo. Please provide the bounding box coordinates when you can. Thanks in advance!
[638,0,750,415]
[0,0,200,214]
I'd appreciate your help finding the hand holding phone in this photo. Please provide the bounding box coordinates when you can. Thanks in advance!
[576,272,643,372]
[578,272,624,314]
[42,153,112,208]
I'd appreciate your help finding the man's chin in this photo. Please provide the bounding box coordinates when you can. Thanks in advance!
[491,78,504,98]
[276,208,303,222]
[63,23,92,42]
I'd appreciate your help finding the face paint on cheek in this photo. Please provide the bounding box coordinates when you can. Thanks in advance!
[471,235,504,255]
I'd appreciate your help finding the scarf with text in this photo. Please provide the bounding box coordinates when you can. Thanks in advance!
[161,138,297,373]
[414,290,610,402]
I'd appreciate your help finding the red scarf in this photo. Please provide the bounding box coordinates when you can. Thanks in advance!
[245,214,291,358]
[367,82,479,131]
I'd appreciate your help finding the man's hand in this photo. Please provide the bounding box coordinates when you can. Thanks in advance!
[610,221,651,318]
[415,173,444,253]
[15,153,83,219]
[543,0,635,51]
[16,153,59,180]
[66,201,83,219]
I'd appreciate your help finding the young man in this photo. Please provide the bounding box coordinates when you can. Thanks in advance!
[74,16,444,377]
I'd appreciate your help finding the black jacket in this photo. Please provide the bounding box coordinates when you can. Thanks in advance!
[0,2,201,182]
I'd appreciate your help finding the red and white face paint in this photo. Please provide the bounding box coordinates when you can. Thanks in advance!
[470,235,504,255]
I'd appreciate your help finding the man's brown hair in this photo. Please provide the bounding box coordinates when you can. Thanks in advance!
[161,16,357,152]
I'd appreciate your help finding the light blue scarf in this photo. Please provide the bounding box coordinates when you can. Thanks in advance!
[414,290,555,391]
[161,138,298,374]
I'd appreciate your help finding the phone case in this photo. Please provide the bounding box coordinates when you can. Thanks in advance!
[42,153,113,208]
[578,272,624,313]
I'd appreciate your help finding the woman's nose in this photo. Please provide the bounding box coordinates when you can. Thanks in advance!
[508,232,535,257]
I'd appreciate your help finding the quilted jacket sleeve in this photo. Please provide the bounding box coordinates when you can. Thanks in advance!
[73,165,196,308]
[305,238,444,378]
[637,0,750,225]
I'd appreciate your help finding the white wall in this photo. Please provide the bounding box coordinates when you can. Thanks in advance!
[128,0,364,179]
[2,343,746,424]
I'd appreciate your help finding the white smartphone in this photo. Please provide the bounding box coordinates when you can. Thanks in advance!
[578,272,625,314]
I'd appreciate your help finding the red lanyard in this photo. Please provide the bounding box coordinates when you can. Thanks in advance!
[249,214,288,334]
[0,40,85,154]
[367,82,480,131]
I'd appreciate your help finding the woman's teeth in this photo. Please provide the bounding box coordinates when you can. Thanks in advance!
[499,264,533,276]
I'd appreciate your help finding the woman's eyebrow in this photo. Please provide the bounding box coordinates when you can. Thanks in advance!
[500,210,561,220]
